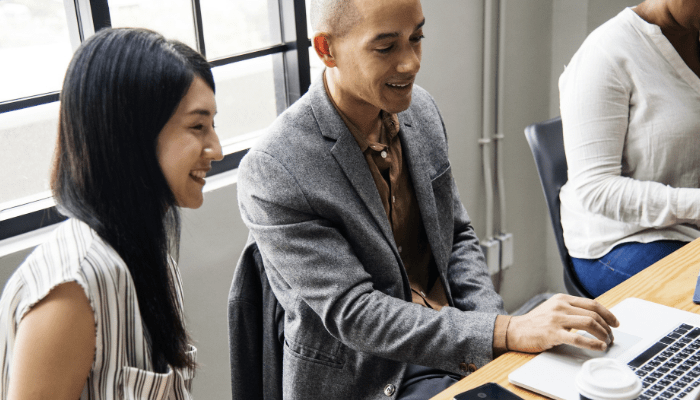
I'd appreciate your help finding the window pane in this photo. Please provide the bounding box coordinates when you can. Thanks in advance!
[309,47,324,84]
[0,0,73,102]
[213,56,277,145]
[306,0,313,37]
[200,0,280,60]
[0,103,58,207]
[109,0,197,51]
[306,2,323,84]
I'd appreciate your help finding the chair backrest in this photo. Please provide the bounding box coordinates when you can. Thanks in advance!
[228,238,284,400]
[524,117,592,298]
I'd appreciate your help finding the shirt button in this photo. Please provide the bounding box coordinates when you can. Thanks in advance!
[459,362,478,373]
[384,384,396,396]
[381,150,387,158]
[420,291,426,297]
[392,195,396,203]
[398,246,402,253]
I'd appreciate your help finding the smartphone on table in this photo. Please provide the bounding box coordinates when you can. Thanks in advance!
[453,382,524,400]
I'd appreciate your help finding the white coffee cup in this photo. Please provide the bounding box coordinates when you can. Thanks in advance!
[576,358,643,400]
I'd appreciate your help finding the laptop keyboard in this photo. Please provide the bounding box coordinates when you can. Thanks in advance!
[628,323,700,400]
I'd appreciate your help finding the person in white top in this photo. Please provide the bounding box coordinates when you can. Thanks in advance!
[0,28,223,399]
[559,0,700,297]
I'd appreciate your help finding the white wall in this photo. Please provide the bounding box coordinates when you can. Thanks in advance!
[417,1,485,225]
[0,1,643,398]
[420,0,641,310]
[418,0,556,310]
[178,180,246,399]
[493,0,557,306]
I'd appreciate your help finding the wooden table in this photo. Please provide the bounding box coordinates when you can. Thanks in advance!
[431,238,700,400]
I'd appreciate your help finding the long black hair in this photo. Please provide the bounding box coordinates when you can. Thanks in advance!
[51,28,214,371]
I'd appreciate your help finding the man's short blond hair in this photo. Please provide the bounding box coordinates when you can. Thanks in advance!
[309,0,361,37]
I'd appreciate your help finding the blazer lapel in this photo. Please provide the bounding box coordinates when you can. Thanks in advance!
[308,80,396,248]
[399,111,448,271]
[330,135,396,245]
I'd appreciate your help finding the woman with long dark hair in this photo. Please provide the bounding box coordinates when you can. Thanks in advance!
[0,28,222,399]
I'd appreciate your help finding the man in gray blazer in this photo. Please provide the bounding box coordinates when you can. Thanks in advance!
[237,0,619,398]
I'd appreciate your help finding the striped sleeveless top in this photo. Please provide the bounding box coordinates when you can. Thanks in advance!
[0,218,196,399]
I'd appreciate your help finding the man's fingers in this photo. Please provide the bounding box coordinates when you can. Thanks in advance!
[566,296,620,328]
[561,330,608,352]
[563,315,612,343]
[600,307,620,328]
[562,306,615,339]
[507,294,619,354]
[539,295,617,337]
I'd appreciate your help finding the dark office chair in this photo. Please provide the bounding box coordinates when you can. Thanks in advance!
[228,236,284,400]
[524,117,593,298]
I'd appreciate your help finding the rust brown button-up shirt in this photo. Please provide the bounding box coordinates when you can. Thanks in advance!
[323,75,510,356]
[324,78,448,310]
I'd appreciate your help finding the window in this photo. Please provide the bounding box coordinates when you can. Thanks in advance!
[305,0,325,83]
[0,0,311,240]
[109,0,198,49]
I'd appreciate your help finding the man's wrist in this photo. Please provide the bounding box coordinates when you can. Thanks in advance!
[493,314,512,357]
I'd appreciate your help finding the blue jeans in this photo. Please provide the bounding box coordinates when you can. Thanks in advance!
[572,240,687,297]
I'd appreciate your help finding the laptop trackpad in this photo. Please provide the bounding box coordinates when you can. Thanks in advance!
[550,330,642,361]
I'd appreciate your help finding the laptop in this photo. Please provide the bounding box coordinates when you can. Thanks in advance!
[509,298,700,400]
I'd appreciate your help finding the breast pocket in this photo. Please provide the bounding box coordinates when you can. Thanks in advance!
[120,366,175,400]
[119,345,196,400]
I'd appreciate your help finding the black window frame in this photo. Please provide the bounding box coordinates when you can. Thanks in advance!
[0,0,311,241]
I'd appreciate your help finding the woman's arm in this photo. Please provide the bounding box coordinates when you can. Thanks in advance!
[8,281,96,400]
[560,41,700,228]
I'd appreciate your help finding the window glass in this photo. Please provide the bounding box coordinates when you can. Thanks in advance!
[109,0,197,51]
[0,0,73,102]
[309,46,324,84]
[306,0,313,37]
[0,0,305,219]
[306,2,324,84]
[0,103,59,207]
[200,0,280,60]
[213,55,277,146]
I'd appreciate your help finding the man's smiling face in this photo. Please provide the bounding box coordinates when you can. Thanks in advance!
[330,0,425,116]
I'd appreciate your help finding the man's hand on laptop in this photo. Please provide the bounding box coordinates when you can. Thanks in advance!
[506,293,619,353]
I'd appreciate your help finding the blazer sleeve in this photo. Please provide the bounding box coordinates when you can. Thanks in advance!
[448,184,507,315]
[238,148,502,373]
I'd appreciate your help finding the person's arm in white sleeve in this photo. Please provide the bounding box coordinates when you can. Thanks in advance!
[560,43,700,228]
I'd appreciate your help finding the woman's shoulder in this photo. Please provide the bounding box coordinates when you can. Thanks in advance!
[560,9,645,89]
[10,218,130,319]
[23,218,126,275]
[577,8,652,61]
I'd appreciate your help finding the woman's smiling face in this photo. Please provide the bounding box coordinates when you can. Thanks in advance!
[156,76,223,209]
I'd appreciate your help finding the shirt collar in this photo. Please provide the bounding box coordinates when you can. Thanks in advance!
[323,71,400,152]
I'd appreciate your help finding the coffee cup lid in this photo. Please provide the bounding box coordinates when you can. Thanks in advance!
[576,358,642,400]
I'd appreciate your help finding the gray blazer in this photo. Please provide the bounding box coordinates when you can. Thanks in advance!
[237,78,506,399]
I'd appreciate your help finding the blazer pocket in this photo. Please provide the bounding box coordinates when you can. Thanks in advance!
[120,365,175,400]
[284,339,345,369]
[431,163,453,190]
[431,164,454,251]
